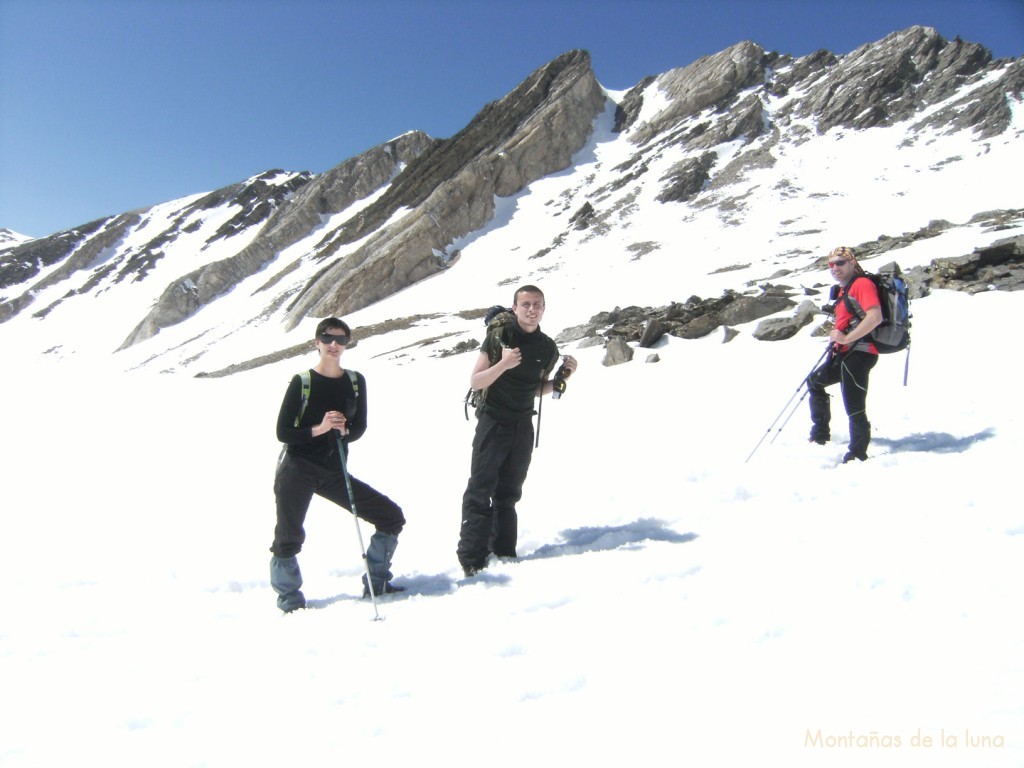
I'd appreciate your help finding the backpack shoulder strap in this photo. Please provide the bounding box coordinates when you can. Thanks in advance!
[293,369,358,428]
[542,340,560,380]
[485,322,514,365]
[293,369,312,427]
[842,275,871,320]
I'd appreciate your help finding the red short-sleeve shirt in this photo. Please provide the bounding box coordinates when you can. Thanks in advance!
[836,276,881,354]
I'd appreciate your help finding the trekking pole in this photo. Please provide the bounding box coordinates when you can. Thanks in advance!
[535,381,544,448]
[536,393,544,448]
[745,345,831,463]
[768,388,812,446]
[335,432,382,621]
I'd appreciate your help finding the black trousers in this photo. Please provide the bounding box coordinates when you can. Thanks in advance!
[457,410,535,570]
[807,350,878,457]
[271,453,404,558]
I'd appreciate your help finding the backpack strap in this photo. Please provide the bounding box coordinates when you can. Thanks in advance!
[293,369,313,427]
[841,275,882,346]
[485,322,514,365]
[542,342,560,381]
[534,341,563,449]
[841,275,870,322]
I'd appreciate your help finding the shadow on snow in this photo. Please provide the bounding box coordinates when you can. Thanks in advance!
[308,518,696,606]
[874,428,995,455]
[524,517,698,561]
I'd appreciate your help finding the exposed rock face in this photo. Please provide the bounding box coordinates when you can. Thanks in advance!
[556,291,795,349]
[0,217,112,322]
[907,234,1024,294]
[603,336,634,366]
[281,50,607,328]
[614,26,1017,205]
[752,300,819,341]
[1,171,312,326]
[117,51,604,344]
[657,152,717,204]
[1,217,108,292]
[2,27,1020,366]
[629,41,771,147]
[785,27,996,132]
[118,137,432,347]
[916,57,1024,138]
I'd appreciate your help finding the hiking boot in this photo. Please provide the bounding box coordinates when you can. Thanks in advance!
[808,390,831,445]
[842,451,867,463]
[848,417,871,461]
[462,564,484,578]
[362,581,406,599]
[270,555,306,613]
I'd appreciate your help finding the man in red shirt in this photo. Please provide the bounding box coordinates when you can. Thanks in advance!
[807,247,883,463]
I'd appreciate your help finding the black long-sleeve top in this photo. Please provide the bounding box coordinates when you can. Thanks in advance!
[276,368,367,467]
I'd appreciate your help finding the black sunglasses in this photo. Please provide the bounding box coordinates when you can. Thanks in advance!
[828,259,849,268]
[318,333,350,346]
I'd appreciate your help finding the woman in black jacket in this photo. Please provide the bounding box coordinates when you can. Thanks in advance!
[269,317,405,612]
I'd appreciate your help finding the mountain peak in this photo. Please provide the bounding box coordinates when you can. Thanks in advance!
[0,228,34,249]
[0,28,1020,372]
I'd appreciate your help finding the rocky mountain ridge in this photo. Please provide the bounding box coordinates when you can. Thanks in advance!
[1,26,1021,374]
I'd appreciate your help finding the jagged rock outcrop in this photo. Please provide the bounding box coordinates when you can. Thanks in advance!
[785,26,999,133]
[718,295,795,325]
[628,41,771,147]
[603,336,634,366]
[555,291,793,349]
[657,151,717,203]
[118,134,433,348]
[616,26,1014,208]
[916,57,1024,138]
[752,300,819,341]
[281,50,607,328]
[908,234,1024,294]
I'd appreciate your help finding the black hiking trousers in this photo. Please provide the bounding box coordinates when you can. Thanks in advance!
[458,409,535,571]
[271,453,405,558]
[807,349,878,458]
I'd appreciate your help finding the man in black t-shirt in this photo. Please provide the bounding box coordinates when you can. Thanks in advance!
[457,285,577,576]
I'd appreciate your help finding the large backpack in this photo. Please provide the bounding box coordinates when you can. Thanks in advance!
[843,262,911,354]
[462,306,558,420]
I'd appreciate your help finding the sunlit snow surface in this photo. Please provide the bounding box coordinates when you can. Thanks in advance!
[1,73,1022,767]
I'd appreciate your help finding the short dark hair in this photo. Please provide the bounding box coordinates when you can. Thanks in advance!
[513,285,545,306]
[315,317,351,338]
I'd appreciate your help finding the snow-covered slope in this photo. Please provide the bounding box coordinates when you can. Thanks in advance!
[1,29,1022,768]
[1,29,1021,376]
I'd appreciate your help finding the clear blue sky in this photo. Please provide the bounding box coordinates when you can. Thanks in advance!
[2,0,1022,238]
